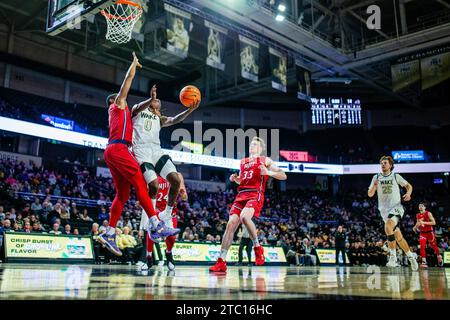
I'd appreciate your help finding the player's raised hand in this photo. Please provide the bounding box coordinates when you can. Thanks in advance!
[132,51,143,68]
[189,98,201,110]
[229,173,238,182]
[179,187,188,201]
[402,193,411,201]
[151,84,157,99]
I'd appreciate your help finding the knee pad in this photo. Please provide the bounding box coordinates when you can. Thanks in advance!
[387,234,396,242]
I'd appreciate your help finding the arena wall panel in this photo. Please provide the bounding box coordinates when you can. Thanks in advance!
[71,55,115,83]
[12,37,66,70]
[9,66,64,101]
[68,82,109,107]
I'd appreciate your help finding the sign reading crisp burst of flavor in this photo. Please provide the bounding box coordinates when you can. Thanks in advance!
[4,232,94,261]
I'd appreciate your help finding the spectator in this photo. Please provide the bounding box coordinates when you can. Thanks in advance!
[99,220,109,234]
[300,238,319,266]
[60,207,70,225]
[334,225,347,266]
[23,221,32,233]
[117,227,138,264]
[49,223,62,235]
[98,207,109,222]
[237,225,253,266]
[80,209,93,222]
[91,223,101,263]
[31,198,42,215]
[63,224,72,235]
[32,222,45,233]
[47,203,62,225]
[73,228,79,235]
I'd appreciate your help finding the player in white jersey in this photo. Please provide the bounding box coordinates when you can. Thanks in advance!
[368,156,418,271]
[131,85,199,238]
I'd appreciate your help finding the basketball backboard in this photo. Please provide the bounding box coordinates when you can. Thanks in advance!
[46,0,114,35]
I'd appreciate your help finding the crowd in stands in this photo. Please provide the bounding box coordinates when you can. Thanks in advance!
[1,158,449,266]
[1,86,449,164]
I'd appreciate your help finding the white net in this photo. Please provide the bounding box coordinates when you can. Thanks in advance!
[101,1,143,44]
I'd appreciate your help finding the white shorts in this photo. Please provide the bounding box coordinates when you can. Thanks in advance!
[134,146,177,184]
[380,205,405,226]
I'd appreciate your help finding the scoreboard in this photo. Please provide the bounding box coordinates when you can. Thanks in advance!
[311,98,362,125]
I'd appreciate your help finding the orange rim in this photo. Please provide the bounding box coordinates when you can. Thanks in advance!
[101,0,143,21]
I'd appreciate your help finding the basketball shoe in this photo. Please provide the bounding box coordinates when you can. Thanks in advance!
[209,258,227,272]
[254,246,265,266]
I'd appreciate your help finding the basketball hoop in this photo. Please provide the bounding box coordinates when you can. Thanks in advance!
[101,0,143,44]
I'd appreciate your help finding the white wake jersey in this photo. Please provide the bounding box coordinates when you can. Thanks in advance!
[132,108,161,151]
[369,172,408,212]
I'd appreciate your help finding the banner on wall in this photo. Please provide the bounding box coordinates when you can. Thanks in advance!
[205,20,227,71]
[158,242,287,263]
[184,179,226,193]
[296,60,312,101]
[4,232,94,261]
[164,3,192,59]
[421,51,450,90]
[315,248,349,264]
[41,114,74,131]
[0,150,42,167]
[391,60,420,92]
[270,48,287,92]
[96,166,112,178]
[239,35,259,82]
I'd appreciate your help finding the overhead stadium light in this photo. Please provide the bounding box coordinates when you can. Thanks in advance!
[315,77,356,85]
[278,4,286,12]
[275,14,285,21]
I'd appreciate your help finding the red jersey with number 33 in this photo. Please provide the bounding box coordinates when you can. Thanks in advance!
[417,211,433,233]
[156,176,177,214]
[237,156,268,194]
[108,103,133,144]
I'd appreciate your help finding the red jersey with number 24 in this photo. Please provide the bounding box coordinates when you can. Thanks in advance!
[156,176,177,215]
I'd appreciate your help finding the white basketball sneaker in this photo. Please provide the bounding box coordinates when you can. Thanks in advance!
[408,253,419,271]
[386,255,399,267]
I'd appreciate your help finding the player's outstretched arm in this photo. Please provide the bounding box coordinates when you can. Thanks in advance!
[132,84,156,117]
[178,173,188,201]
[160,99,200,127]
[116,52,142,110]
[368,177,378,197]
[402,183,413,201]
[260,158,287,181]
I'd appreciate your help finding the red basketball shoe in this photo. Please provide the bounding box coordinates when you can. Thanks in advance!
[209,258,227,272]
[254,246,265,266]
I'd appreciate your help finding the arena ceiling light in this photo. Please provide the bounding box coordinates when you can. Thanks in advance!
[315,77,356,85]
[275,14,285,21]
[277,4,286,12]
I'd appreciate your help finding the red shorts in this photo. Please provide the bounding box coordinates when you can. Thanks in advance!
[419,232,436,244]
[104,143,140,180]
[230,192,264,218]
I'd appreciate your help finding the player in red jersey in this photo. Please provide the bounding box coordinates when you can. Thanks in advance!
[209,137,287,272]
[139,173,187,271]
[413,202,443,268]
[98,52,180,256]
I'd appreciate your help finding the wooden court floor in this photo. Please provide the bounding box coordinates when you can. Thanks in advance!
[0,263,448,300]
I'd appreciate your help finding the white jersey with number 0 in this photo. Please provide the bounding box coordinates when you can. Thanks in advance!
[132,108,161,154]
[369,172,408,212]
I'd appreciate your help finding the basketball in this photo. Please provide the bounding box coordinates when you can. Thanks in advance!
[179,85,201,107]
